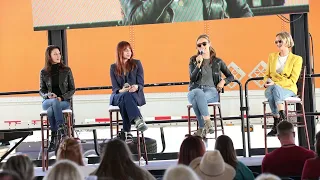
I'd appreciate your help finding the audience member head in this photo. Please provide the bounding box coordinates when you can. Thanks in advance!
[276,121,295,145]
[44,45,65,72]
[57,137,84,166]
[0,171,22,180]
[255,173,281,180]
[189,150,236,180]
[163,164,200,180]
[178,135,206,165]
[275,31,294,52]
[2,155,34,180]
[43,160,83,180]
[315,131,320,157]
[92,139,145,180]
[214,135,237,169]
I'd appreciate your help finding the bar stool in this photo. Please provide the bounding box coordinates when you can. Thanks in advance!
[40,109,73,171]
[263,66,309,154]
[109,105,148,165]
[187,94,224,139]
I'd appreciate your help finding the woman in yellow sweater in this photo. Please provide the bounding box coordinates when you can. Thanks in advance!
[264,31,303,136]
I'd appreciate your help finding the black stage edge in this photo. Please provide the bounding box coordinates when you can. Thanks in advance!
[290,13,316,148]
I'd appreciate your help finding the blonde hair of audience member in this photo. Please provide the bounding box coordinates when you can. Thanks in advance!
[163,164,200,180]
[92,139,155,180]
[2,155,34,180]
[43,160,84,180]
[57,137,84,166]
[255,173,281,180]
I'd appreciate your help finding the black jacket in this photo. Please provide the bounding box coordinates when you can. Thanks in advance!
[120,0,253,25]
[189,55,234,91]
[39,67,75,101]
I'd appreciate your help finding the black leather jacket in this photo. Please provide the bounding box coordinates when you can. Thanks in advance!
[189,56,234,91]
[120,0,253,25]
[40,67,75,101]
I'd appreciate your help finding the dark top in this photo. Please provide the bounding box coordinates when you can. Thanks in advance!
[198,59,215,87]
[51,64,62,97]
[261,145,315,177]
[110,59,146,106]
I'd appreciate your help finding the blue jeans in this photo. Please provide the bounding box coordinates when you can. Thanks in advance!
[265,85,295,116]
[112,92,141,132]
[187,86,219,128]
[42,99,70,131]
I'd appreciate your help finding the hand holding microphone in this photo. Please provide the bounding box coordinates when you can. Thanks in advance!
[119,83,131,93]
[196,50,204,68]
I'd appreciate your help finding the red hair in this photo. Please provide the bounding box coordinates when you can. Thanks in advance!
[178,135,206,165]
[57,138,84,166]
[115,41,136,76]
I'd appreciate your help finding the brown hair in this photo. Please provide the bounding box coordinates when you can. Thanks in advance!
[115,41,137,76]
[92,139,145,180]
[57,138,84,166]
[277,121,294,137]
[2,155,34,180]
[214,135,238,169]
[196,34,216,58]
[44,45,66,73]
[178,135,206,165]
[316,131,320,157]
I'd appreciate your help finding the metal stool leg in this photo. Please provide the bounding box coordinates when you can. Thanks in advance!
[213,105,217,139]
[137,131,141,166]
[218,105,224,134]
[142,132,148,165]
[67,113,72,137]
[109,111,113,139]
[301,102,311,150]
[263,103,268,154]
[188,107,191,135]
[45,116,49,170]
[40,115,45,172]
[116,111,120,135]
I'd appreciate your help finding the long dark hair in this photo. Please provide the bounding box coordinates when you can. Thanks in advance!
[196,34,216,59]
[316,131,320,157]
[215,135,238,169]
[178,135,206,165]
[44,45,66,73]
[93,139,145,180]
[115,41,137,76]
[57,138,84,166]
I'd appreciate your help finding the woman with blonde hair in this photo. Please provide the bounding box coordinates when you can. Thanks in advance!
[43,160,84,180]
[2,155,34,180]
[57,137,95,176]
[263,32,303,136]
[163,164,200,180]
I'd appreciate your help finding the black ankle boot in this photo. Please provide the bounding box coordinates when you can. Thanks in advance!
[57,124,66,138]
[267,117,280,136]
[279,110,287,121]
[48,131,57,152]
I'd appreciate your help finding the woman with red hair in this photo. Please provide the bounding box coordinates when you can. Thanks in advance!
[110,41,148,142]
[178,135,206,165]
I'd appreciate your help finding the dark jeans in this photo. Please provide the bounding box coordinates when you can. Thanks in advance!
[112,92,141,132]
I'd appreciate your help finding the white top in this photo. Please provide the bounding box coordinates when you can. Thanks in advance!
[276,54,289,73]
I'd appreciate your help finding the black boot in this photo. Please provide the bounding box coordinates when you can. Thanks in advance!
[57,124,67,138]
[48,131,57,152]
[279,110,287,121]
[267,117,280,136]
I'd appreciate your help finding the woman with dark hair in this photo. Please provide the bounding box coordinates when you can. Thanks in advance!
[57,138,95,177]
[110,41,147,142]
[91,139,155,180]
[302,131,320,179]
[188,34,234,138]
[215,135,254,180]
[178,135,206,165]
[2,155,34,180]
[40,45,75,151]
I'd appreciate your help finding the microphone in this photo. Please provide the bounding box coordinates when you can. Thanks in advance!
[124,83,130,88]
[197,50,203,64]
